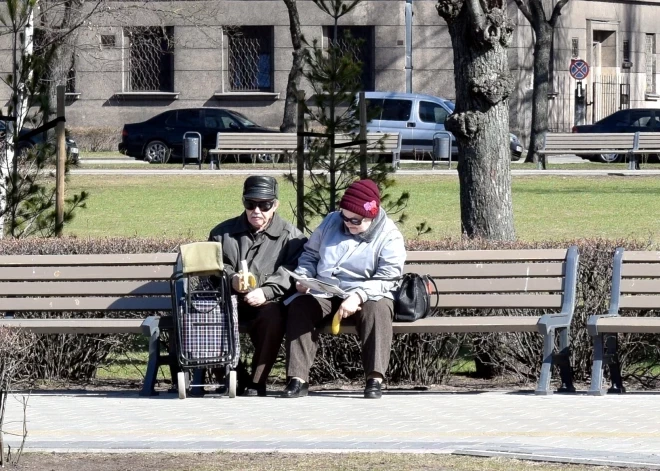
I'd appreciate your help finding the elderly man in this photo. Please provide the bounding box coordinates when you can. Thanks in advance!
[208,176,306,396]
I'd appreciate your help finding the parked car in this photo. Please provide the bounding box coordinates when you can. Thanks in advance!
[119,108,278,163]
[572,108,660,163]
[363,91,523,161]
[0,120,79,164]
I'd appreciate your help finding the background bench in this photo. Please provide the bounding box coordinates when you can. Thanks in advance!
[0,253,178,396]
[539,133,636,167]
[588,248,660,395]
[332,132,402,169]
[326,247,580,395]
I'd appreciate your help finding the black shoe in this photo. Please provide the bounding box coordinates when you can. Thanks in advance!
[281,378,309,398]
[364,379,382,399]
[243,382,267,397]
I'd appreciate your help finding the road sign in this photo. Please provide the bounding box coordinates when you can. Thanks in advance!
[570,59,590,80]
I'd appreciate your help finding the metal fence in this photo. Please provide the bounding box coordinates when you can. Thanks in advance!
[228,28,272,92]
[123,27,173,92]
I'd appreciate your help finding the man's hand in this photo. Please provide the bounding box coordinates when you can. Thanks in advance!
[244,288,267,307]
[232,274,249,293]
[296,281,310,294]
[336,293,362,319]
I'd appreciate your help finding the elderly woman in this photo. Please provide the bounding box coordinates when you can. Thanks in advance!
[281,179,406,399]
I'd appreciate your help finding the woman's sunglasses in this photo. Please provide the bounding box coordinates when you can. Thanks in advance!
[340,212,364,225]
[243,199,275,211]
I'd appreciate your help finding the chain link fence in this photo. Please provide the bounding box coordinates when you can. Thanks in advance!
[123,26,174,92]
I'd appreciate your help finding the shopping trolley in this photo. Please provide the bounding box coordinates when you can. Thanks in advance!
[171,242,240,399]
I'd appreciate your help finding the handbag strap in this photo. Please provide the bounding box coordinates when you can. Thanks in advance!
[425,274,440,310]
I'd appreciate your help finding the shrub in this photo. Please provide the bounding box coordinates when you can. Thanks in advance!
[68,127,121,152]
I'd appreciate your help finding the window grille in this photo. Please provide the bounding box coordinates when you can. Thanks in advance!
[228,26,273,92]
[571,38,579,58]
[123,26,174,92]
[326,26,375,91]
[646,34,656,94]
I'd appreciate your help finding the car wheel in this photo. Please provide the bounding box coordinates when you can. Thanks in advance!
[598,153,622,164]
[256,153,275,164]
[510,152,522,162]
[144,140,170,164]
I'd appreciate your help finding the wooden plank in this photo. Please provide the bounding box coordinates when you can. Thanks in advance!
[0,265,175,281]
[405,263,565,278]
[433,278,563,293]
[0,281,170,296]
[619,296,660,310]
[405,249,568,262]
[0,318,144,334]
[621,280,660,294]
[594,316,660,334]
[0,253,177,267]
[622,252,660,262]
[0,296,171,311]
[621,264,660,278]
[432,294,562,309]
[325,316,542,334]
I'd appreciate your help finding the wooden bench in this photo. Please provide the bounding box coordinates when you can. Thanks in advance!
[0,253,178,396]
[633,132,660,166]
[208,132,297,165]
[208,132,402,169]
[587,248,660,395]
[539,133,636,166]
[328,247,580,395]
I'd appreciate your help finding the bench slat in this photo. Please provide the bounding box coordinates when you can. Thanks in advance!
[0,266,175,281]
[329,316,542,334]
[618,296,660,310]
[434,278,563,293]
[622,252,660,262]
[0,318,144,334]
[0,253,177,267]
[405,249,568,262]
[621,264,660,278]
[433,294,562,309]
[0,297,171,311]
[405,263,565,278]
[0,281,171,296]
[593,316,660,334]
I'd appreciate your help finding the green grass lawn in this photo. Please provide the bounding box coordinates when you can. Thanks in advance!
[64,174,660,241]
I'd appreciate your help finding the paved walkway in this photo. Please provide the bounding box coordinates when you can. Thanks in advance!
[4,388,660,468]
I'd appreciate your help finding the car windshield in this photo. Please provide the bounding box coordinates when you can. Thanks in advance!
[228,111,258,127]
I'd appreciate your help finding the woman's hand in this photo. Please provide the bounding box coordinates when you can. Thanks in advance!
[337,293,362,319]
[296,281,310,294]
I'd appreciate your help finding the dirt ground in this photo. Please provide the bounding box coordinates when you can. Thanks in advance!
[9,452,654,471]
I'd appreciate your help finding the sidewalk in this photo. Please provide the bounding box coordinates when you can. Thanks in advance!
[4,388,660,468]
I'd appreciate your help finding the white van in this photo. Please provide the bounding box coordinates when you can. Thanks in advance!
[363,91,522,160]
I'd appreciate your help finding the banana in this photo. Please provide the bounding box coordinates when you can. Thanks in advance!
[331,312,341,335]
[238,260,257,291]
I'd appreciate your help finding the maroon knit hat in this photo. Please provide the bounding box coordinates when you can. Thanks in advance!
[340,179,381,219]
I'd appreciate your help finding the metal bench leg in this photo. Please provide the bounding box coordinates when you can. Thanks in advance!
[535,328,554,395]
[140,324,161,397]
[588,333,607,396]
[555,328,575,393]
[605,334,626,393]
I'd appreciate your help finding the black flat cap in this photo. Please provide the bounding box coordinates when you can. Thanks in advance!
[243,176,278,200]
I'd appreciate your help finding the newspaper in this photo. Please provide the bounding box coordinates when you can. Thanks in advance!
[283,268,348,297]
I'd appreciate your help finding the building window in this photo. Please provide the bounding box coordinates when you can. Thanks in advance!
[227,26,274,92]
[325,26,375,91]
[572,38,579,58]
[623,39,630,62]
[123,26,174,92]
[101,35,116,48]
[646,34,656,94]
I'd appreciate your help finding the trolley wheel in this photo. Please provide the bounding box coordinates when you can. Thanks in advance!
[177,371,187,400]
[228,370,237,398]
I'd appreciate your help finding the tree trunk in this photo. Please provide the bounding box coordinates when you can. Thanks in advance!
[437,0,516,241]
[525,21,552,166]
[280,0,304,132]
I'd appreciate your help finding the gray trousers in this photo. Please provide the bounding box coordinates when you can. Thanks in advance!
[285,295,394,382]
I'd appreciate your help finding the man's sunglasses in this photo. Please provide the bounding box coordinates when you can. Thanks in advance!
[340,212,364,225]
[243,199,275,211]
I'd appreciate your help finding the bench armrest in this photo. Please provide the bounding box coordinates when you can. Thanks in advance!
[537,311,572,335]
[141,316,161,337]
[586,313,620,336]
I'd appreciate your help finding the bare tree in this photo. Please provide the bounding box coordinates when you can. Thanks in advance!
[436,0,516,240]
[281,0,304,132]
[514,0,570,165]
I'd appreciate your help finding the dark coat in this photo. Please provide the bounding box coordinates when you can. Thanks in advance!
[209,212,307,301]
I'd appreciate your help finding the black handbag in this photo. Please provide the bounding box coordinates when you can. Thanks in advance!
[394,273,439,322]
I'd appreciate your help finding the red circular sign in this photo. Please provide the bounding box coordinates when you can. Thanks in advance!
[570,59,590,80]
